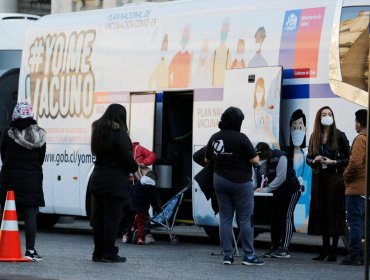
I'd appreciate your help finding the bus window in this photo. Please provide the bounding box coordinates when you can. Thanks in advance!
[339,7,369,92]
[0,50,22,74]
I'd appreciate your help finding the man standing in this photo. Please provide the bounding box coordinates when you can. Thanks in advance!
[341,109,367,265]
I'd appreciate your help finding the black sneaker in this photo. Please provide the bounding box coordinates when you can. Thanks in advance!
[242,255,265,266]
[263,247,278,258]
[271,248,291,258]
[25,249,43,261]
[102,255,127,263]
[223,255,234,265]
[340,255,363,266]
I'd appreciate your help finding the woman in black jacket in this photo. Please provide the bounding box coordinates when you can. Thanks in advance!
[306,106,350,262]
[0,102,46,261]
[90,103,138,263]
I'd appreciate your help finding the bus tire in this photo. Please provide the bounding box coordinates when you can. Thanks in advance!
[37,213,59,229]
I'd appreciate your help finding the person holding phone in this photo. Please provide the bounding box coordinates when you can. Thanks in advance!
[306,106,350,262]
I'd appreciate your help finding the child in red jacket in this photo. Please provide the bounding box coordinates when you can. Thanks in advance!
[121,142,157,243]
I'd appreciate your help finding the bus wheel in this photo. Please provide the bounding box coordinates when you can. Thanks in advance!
[37,213,59,229]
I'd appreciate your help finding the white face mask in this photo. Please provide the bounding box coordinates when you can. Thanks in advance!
[200,51,208,60]
[259,159,267,166]
[255,42,262,52]
[256,90,264,103]
[321,116,333,126]
[291,130,305,147]
[161,51,167,58]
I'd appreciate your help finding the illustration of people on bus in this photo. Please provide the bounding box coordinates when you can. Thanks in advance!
[231,39,246,69]
[248,27,268,67]
[192,40,211,88]
[210,17,231,87]
[147,33,170,90]
[284,109,312,231]
[168,24,192,88]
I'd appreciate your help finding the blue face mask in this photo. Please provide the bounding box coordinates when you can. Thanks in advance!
[291,130,305,147]
[181,37,189,47]
[220,32,228,43]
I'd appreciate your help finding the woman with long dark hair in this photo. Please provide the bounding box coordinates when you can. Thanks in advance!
[89,103,138,262]
[306,106,350,262]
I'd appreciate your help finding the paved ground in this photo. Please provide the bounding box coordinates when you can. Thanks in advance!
[0,218,364,280]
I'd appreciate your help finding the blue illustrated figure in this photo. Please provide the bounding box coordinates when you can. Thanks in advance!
[286,109,312,231]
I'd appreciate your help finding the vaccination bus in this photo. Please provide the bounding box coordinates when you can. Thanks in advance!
[13,0,369,237]
[0,13,38,135]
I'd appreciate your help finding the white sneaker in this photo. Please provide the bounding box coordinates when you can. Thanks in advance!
[145,233,155,244]
[122,234,128,243]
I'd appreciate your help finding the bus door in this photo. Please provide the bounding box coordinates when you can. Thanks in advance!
[155,91,193,223]
[129,92,156,156]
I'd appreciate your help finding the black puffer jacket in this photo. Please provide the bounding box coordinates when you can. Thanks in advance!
[0,118,46,207]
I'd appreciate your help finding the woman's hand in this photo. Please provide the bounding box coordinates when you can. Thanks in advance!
[322,157,336,165]
[313,155,323,163]
[255,188,265,193]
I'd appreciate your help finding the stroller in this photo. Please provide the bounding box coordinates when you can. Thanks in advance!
[148,178,191,245]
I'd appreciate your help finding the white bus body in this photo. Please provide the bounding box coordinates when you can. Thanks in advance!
[16,0,369,232]
[0,13,39,143]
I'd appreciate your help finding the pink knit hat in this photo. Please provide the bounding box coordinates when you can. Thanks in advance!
[12,102,34,121]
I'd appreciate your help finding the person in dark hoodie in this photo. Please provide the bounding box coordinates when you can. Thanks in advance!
[89,103,138,263]
[0,102,46,261]
[205,106,264,266]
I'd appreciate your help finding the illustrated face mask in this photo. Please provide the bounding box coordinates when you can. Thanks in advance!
[291,130,305,147]
[256,90,264,103]
[236,53,243,62]
[321,116,333,126]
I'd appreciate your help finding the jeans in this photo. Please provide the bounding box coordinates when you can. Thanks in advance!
[213,173,255,257]
[345,195,365,257]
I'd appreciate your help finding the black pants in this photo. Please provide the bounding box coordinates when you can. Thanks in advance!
[1,205,39,251]
[270,191,301,250]
[91,193,125,259]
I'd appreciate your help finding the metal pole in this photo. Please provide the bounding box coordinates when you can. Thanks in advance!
[365,25,370,278]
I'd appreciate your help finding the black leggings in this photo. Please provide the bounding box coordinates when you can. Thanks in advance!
[17,206,39,250]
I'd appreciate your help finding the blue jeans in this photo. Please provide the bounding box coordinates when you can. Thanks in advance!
[345,195,365,257]
[213,173,255,257]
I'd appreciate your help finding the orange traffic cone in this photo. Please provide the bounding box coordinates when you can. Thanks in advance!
[0,190,30,262]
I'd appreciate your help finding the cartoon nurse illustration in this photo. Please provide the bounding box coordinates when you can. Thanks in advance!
[231,39,246,69]
[147,33,169,89]
[253,77,266,128]
[286,109,312,231]
[169,24,192,88]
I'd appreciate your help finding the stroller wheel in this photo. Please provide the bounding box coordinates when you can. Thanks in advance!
[170,236,178,245]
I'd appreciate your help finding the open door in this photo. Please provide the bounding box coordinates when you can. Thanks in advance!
[129,93,156,153]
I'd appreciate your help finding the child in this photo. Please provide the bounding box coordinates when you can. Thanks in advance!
[128,171,161,245]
